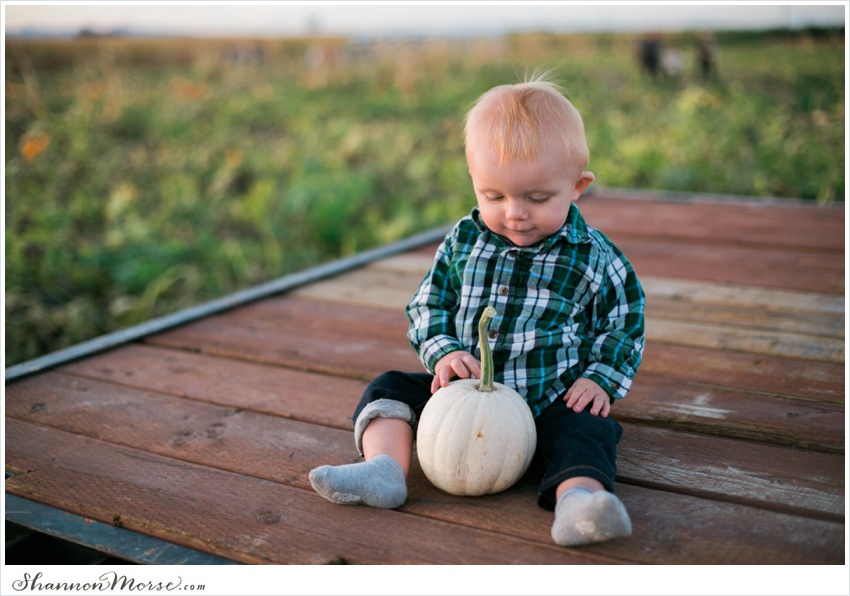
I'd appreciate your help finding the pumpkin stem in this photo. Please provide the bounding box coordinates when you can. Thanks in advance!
[477,306,498,392]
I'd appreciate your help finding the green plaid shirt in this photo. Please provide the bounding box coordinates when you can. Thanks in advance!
[407,204,645,418]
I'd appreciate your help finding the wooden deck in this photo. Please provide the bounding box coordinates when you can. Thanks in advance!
[4,189,846,566]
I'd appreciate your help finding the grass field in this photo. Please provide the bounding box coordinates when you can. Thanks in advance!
[4,28,845,366]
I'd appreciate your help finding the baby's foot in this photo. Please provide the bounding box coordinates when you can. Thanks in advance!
[309,454,407,509]
[551,487,632,547]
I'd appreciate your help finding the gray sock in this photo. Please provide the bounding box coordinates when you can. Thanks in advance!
[308,454,407,509]
[551,487,632,547]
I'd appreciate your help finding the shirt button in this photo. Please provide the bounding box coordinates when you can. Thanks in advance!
[498,286,508,296]
[488,330,498,339]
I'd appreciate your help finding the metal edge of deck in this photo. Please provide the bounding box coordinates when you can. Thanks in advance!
[4,493,239,565]
[3,225,452,384]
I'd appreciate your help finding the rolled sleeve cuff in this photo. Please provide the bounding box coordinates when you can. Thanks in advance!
[418,335,466,374]
[582,362,634,401]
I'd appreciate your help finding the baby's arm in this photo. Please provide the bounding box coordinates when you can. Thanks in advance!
[431,350,481,393]
[407,225,474,386]
[580,244,646,407]
[563,378,611,418]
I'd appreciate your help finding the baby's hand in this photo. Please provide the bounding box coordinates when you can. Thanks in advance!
[564,378,611,418]
[431,350,481,393]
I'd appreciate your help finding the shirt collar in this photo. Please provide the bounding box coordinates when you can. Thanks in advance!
[470,203,590,251]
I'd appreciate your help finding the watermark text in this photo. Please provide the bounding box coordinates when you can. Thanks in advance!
[11,571,206,593]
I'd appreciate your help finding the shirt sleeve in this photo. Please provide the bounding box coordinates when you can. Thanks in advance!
[406,229,466,374]
[581,246,646,400]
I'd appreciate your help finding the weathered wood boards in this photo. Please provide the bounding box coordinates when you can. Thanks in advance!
[5,372,844,564]
[8,368,845,521]
[290,255,844,363]
[4,193,845,565]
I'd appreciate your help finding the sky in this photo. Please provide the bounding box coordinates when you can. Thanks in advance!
[3,2,847,38]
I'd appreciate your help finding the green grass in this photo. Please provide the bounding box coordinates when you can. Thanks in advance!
[4,29,845,366]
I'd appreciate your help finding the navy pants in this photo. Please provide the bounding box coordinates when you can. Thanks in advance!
[353,370,623,511]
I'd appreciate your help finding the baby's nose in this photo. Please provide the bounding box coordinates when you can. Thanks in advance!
[505,201,527,219]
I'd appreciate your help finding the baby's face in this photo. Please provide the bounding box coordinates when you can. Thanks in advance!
[467,144,593,247]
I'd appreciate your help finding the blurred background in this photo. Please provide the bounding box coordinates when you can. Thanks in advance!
[4,3,846,367]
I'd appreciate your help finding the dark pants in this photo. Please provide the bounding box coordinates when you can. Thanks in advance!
[353,371,623,511]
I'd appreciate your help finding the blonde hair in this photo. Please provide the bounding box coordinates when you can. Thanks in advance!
[463,75,589,172]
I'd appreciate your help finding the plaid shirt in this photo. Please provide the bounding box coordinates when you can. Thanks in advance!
[407,204,645,418]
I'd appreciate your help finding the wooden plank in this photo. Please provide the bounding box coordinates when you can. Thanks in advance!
[329,255,846,319]
[147,294,844,401]
[613,237,844,294]
[577,194,845,252]
[639,276,845,315]
[146,315,421,381]
[5,192,845,568]
[364,253,435,274]
[248,270,847,363]
[207,293,413,343]
[397,194,846,257]
[288,259,845,361]
[616,426,844,521]
[6,372,843,520]
[5,372,358,485]
[404,478,844,565]
[57,342,843,454]
[5,401,843,564]
[290,268,421,312]
[646,297,843,338]
[293,273,845,361]
[382,223,844,296]
[139,301,843,451]
[638,342,845,404]
[4,419,613,565]
[372,253,846,316]
[61,343,364,430]
[620,375,844,453]
[647,318,844,363]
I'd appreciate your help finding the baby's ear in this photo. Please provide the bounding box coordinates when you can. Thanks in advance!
[573,171,595,198]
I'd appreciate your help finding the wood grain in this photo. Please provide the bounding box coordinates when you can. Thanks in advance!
[6,192,845,565]
[4,419,615,565]
[6,371,843,520]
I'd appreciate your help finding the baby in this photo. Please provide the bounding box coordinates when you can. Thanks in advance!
[310,75,645,547]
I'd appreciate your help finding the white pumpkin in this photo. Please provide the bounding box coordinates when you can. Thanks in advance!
[416,307,537,496]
